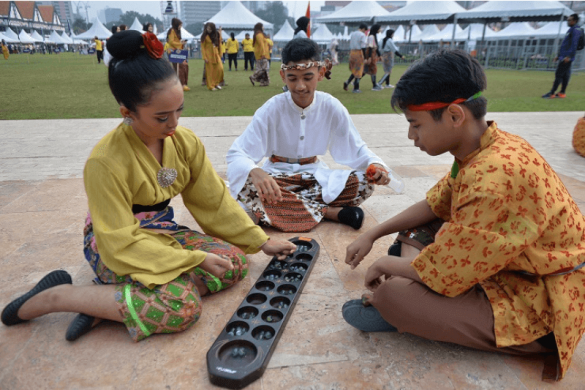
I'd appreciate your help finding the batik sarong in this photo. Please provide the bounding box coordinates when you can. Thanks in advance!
[237,171,373,232]
[83,207,248,342]
[573,117,585,158]
[251,58,270,86]
[382,51,394,73]
[365,51,378,76]
[349,50,364,78]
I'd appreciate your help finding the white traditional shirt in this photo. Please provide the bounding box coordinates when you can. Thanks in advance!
[226,91,388,204]
[349,30,367,50]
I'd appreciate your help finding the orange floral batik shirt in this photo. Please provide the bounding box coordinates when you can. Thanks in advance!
[412,122,585,380]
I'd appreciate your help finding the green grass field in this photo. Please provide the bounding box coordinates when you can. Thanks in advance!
[1,52,583,120]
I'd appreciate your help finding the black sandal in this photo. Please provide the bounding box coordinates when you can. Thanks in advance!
[338,207,364,230]
[1,270,72,326]
[66,313,96,341]
[387,241,402,256]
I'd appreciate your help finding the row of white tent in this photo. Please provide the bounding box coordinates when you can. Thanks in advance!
[0,26,85,45]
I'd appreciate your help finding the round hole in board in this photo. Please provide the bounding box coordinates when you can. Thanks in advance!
[270,296,291,309]
[246,293,267,305]
[288,262,308,272]
[217,340,258,368]
[261,310,283,323]
[277,284,297,296]
[291,240,313,252]
[252,325,276,340]
[255,280,275,291]
[283,272,303,283]
[225,321,250,336]
[295,253,313,262]
[237,306,259,320]
[262,270,282,281]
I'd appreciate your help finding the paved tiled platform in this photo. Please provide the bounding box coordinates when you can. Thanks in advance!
[1,112,584,389]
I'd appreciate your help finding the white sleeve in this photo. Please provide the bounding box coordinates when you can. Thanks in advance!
[226,105,270,198]
[327,100,388,171]
[360,33,367,48]
[389,39,399,53]
[367,35,375,48]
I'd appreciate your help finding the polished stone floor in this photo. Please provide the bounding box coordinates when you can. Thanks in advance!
[1,112,584,389]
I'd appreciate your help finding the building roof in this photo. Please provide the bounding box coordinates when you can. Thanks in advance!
[206,1,273,30]
[315,1,390,24]
[311,24,335,43]
[492,22,536,40]
[422,23,463,42]
[75,18,112,40]
[532,21,570,38]
[0,2,10,17]
[38,5,54,24]
[15,1,35,20]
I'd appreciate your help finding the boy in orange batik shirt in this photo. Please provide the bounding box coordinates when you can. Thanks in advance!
[343,49,585,382]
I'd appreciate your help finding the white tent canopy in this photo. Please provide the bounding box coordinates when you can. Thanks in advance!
[76,18,112,40]
[315,1,390,24]
[342,26,350,40]
[532,21,570,38]
[456,23,497,41]
[60,32,74,44]
[273,20,294,42]
[3,27,19,40]
[129,17,143,32]
[377,1,465,23]
[493,22,536,40]
[18,30,37,44]
[30,30,45,42]
[158,26,196,41]
[48,30,66,44]
[311,24,334,44]
[415,24,440,41]
[391,25,406,41]
[0,32,17,43]
[457,1,574,23]
[423,24,463,42]
[206,1,273,30]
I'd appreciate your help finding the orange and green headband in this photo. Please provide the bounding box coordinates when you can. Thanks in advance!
[407,92,482,112]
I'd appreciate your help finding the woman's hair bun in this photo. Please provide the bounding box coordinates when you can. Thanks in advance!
[107,30,144,60]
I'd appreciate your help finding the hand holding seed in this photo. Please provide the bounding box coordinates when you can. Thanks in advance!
[261,239,297,260]
[345,234,374,269]
[199,253,234,275]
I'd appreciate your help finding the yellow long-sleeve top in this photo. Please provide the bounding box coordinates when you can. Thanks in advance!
[167,29,184,50]
[226,38,239,54]
[265,38,273,59]
[201,35,220,64]
[253,33,268,60]
[220,40,225,55]
[242,38,253,52]
[84,123,269,289]
[94,39,102,51]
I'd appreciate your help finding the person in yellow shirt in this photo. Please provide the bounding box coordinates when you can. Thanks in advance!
[166,17,190,91]
[265,34,273,68]
[201,22,224,91]
[249,23,270,86]
[226,32,239,71]
[242,33,254,71]
[344,50,585,382]
[1,30,296,343]
[94,36,103,63]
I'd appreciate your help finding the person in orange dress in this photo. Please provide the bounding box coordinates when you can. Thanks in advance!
[2,39,9,60]
[200,22,224,91]
[166,17,190,91]
[249,23,269,87]
[572,114,585,157]
[344,50,585,382]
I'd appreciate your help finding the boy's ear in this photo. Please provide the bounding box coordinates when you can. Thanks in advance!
[447,104,465,128]
[280,69,286,82]
[317,66,326,81]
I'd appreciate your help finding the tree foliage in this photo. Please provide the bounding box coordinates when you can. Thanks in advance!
[72,17,88,34]
[254,1,289,33]
[106,11,163,32]
[185,22,204,37]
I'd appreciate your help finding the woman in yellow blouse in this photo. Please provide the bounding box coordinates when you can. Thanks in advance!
[2,39,10,60]
[1,30,295,342]
[166,18,190,91]
[242,33,254,70]
[201,22,224,91]
[265,34,273,68]
[249,23,270,87]
[226,32,239,71]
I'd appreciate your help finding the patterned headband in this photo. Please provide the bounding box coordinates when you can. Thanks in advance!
[407,92,483,112]
[280,61,325,70]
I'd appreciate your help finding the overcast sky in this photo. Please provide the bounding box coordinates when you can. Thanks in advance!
[83,1,325,22]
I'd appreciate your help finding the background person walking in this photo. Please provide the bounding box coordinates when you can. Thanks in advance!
[2,39,9,60]
[542,14,582,99]
[365,24,382,91]
[226,32,239,71]
[167,18,190,92]
[344,24,368,93]
[201,22,224,91]
[249,23,270,87]
[242,33,254,71]
[94,36,103,64]
[377,29,404,89]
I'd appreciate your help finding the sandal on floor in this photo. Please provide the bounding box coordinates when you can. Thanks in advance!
[66,313,96,341]
[1,270,72,326]
[338,207,365,230]
[388,240,402,256]
[342,299,397,332]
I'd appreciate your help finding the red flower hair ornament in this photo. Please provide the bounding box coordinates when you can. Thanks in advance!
[142,32,164,59]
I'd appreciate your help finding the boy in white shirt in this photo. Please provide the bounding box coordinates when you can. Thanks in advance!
[227,38,394,232]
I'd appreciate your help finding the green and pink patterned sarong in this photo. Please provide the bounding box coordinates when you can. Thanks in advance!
[83,207,248,342]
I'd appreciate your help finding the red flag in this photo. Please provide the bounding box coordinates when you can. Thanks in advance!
[306,2,311,38]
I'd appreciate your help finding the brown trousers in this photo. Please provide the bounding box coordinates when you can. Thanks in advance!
[171,62,189,86]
